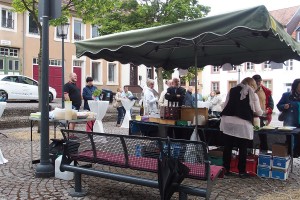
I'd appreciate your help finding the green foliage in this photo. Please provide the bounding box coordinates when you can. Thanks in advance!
[181,66,202,82]
[93,89,102,97]
[162,69,174,80]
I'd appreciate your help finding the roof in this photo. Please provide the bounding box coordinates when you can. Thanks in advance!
[270,5,300,25]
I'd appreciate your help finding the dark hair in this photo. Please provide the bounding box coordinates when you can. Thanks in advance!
[252,74,262,82]
[86,77,93,83]
[291,79,300,93]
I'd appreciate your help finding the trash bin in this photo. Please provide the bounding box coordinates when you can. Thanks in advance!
[102,89,113,103]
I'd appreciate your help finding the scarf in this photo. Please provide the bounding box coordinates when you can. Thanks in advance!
[238,83,257,112]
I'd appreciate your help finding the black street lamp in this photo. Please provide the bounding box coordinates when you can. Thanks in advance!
[57,23,69,108]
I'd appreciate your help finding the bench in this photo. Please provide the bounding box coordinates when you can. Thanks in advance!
[60,129,224,199]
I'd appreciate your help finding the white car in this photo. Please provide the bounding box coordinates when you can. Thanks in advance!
[0,75,57,102]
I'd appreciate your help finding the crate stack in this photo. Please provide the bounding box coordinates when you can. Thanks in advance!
[257,143,291,180]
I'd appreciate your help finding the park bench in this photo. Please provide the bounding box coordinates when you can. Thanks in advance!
[60,129,224,199]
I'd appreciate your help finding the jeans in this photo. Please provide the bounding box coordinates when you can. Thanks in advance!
[117,106,125,125]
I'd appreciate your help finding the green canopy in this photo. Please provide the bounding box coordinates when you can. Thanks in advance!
[76,5,300,70]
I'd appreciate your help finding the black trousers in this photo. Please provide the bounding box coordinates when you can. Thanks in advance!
[223,134,251,173]
[259,118,268,150]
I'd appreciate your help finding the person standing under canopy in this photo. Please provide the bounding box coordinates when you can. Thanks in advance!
[220,77,263,178]
[165,77,186,106]
[252,74,274,152]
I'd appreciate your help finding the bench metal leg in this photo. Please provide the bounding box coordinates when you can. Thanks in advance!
[69,172,87,197]
[179,192,188,200]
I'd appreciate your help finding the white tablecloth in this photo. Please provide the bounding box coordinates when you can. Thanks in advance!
[88,100,109,133]
[121,99,135,128]
[0,102,8,164]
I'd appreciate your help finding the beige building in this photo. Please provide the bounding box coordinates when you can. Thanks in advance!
[0,0,122,97]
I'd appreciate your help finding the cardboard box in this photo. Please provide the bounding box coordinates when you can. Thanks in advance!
[149,117,160,123]
[258,154,272,167]
[209,149,223,157]
[181,107,208,122]
[272,156,291,169]
[159,119,176,125]
[271,167,290,180]
[272,143,288,157]
[257,166,271,178]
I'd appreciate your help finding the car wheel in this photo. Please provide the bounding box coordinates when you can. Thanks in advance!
[0,90,8,102]
[49,92,54,103]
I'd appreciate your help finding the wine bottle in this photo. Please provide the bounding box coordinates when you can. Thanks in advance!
[140,102,144,116]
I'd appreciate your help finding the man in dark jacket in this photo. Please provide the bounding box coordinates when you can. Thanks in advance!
[183,86,195,107]
[165,77,186,106]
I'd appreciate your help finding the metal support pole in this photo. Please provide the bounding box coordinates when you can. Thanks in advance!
[35,0,54,178]
[62,36,65,108]
[194,48,198,137]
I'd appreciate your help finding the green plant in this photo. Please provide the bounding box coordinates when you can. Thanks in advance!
[93,89,102,97]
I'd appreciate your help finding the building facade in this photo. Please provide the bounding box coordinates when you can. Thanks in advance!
[201,5,300,113]
[0,0,123,97]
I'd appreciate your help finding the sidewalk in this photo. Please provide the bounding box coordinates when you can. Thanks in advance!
[0,122,300,199]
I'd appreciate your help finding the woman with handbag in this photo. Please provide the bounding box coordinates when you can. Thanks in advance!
[277,78,300,157]
[115,87,126,127]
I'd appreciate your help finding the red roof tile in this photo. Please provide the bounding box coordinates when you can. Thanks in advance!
[270,5,300,25]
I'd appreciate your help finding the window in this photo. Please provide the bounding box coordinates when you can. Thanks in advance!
[0,47,18,57]
[263,61,271,70]
[189,77,196,86]
[284,59,293,70]
[263,80,272,91]
[211,82,219,91]
[73,19,84,41]
[147,67,154,79]
[21,77,36,85]
[33,58,38,65]
[91,62,102,83]
[108,63,117,83]
[73,60,83,67]
[212,66,220,73]
[245,62,254,70]
[49,59,62,66]
[91,25,100,38]
[228,81,237,90]
[28,13,39,35]
[1,8,14,29]
[231,66,237,71]
[0,59,3,70]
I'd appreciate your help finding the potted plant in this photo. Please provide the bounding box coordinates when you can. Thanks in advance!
[93,89,102,101]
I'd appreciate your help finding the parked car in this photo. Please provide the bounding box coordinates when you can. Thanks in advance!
[0,75,57,102]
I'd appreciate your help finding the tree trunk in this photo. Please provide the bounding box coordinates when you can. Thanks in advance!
[156,67,164,94]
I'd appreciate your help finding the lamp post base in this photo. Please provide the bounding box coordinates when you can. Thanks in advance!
[35,163,54,178]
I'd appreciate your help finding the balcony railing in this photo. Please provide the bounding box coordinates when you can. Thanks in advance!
[74,34,84,41]
[1,18,14,29]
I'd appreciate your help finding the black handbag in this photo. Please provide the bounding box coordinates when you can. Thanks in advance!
[278,111,287,121]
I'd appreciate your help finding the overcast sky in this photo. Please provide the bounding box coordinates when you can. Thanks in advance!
[200,0,300,16]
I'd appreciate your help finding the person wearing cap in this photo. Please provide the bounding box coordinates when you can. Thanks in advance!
[82,77,98,111]
[252,74,274,152]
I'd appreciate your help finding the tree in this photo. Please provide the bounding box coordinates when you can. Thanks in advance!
[75,0,210,93]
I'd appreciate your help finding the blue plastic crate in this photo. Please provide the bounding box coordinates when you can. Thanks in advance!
[257,166,271,178]
[272,156,290,169]
[258,154,272,167]
[271,168,290,180]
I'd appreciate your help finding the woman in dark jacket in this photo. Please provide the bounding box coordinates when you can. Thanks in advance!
[277,79,300,157]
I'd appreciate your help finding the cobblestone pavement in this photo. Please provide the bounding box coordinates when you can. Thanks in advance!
[1,122,300,200]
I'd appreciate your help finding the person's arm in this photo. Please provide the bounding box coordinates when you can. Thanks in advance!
[63,84,70,101]
[178,88,186,102]
[165,88,175,101]
[253,93,263,116]
[266,95,274,114]
[277,93,289,112]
